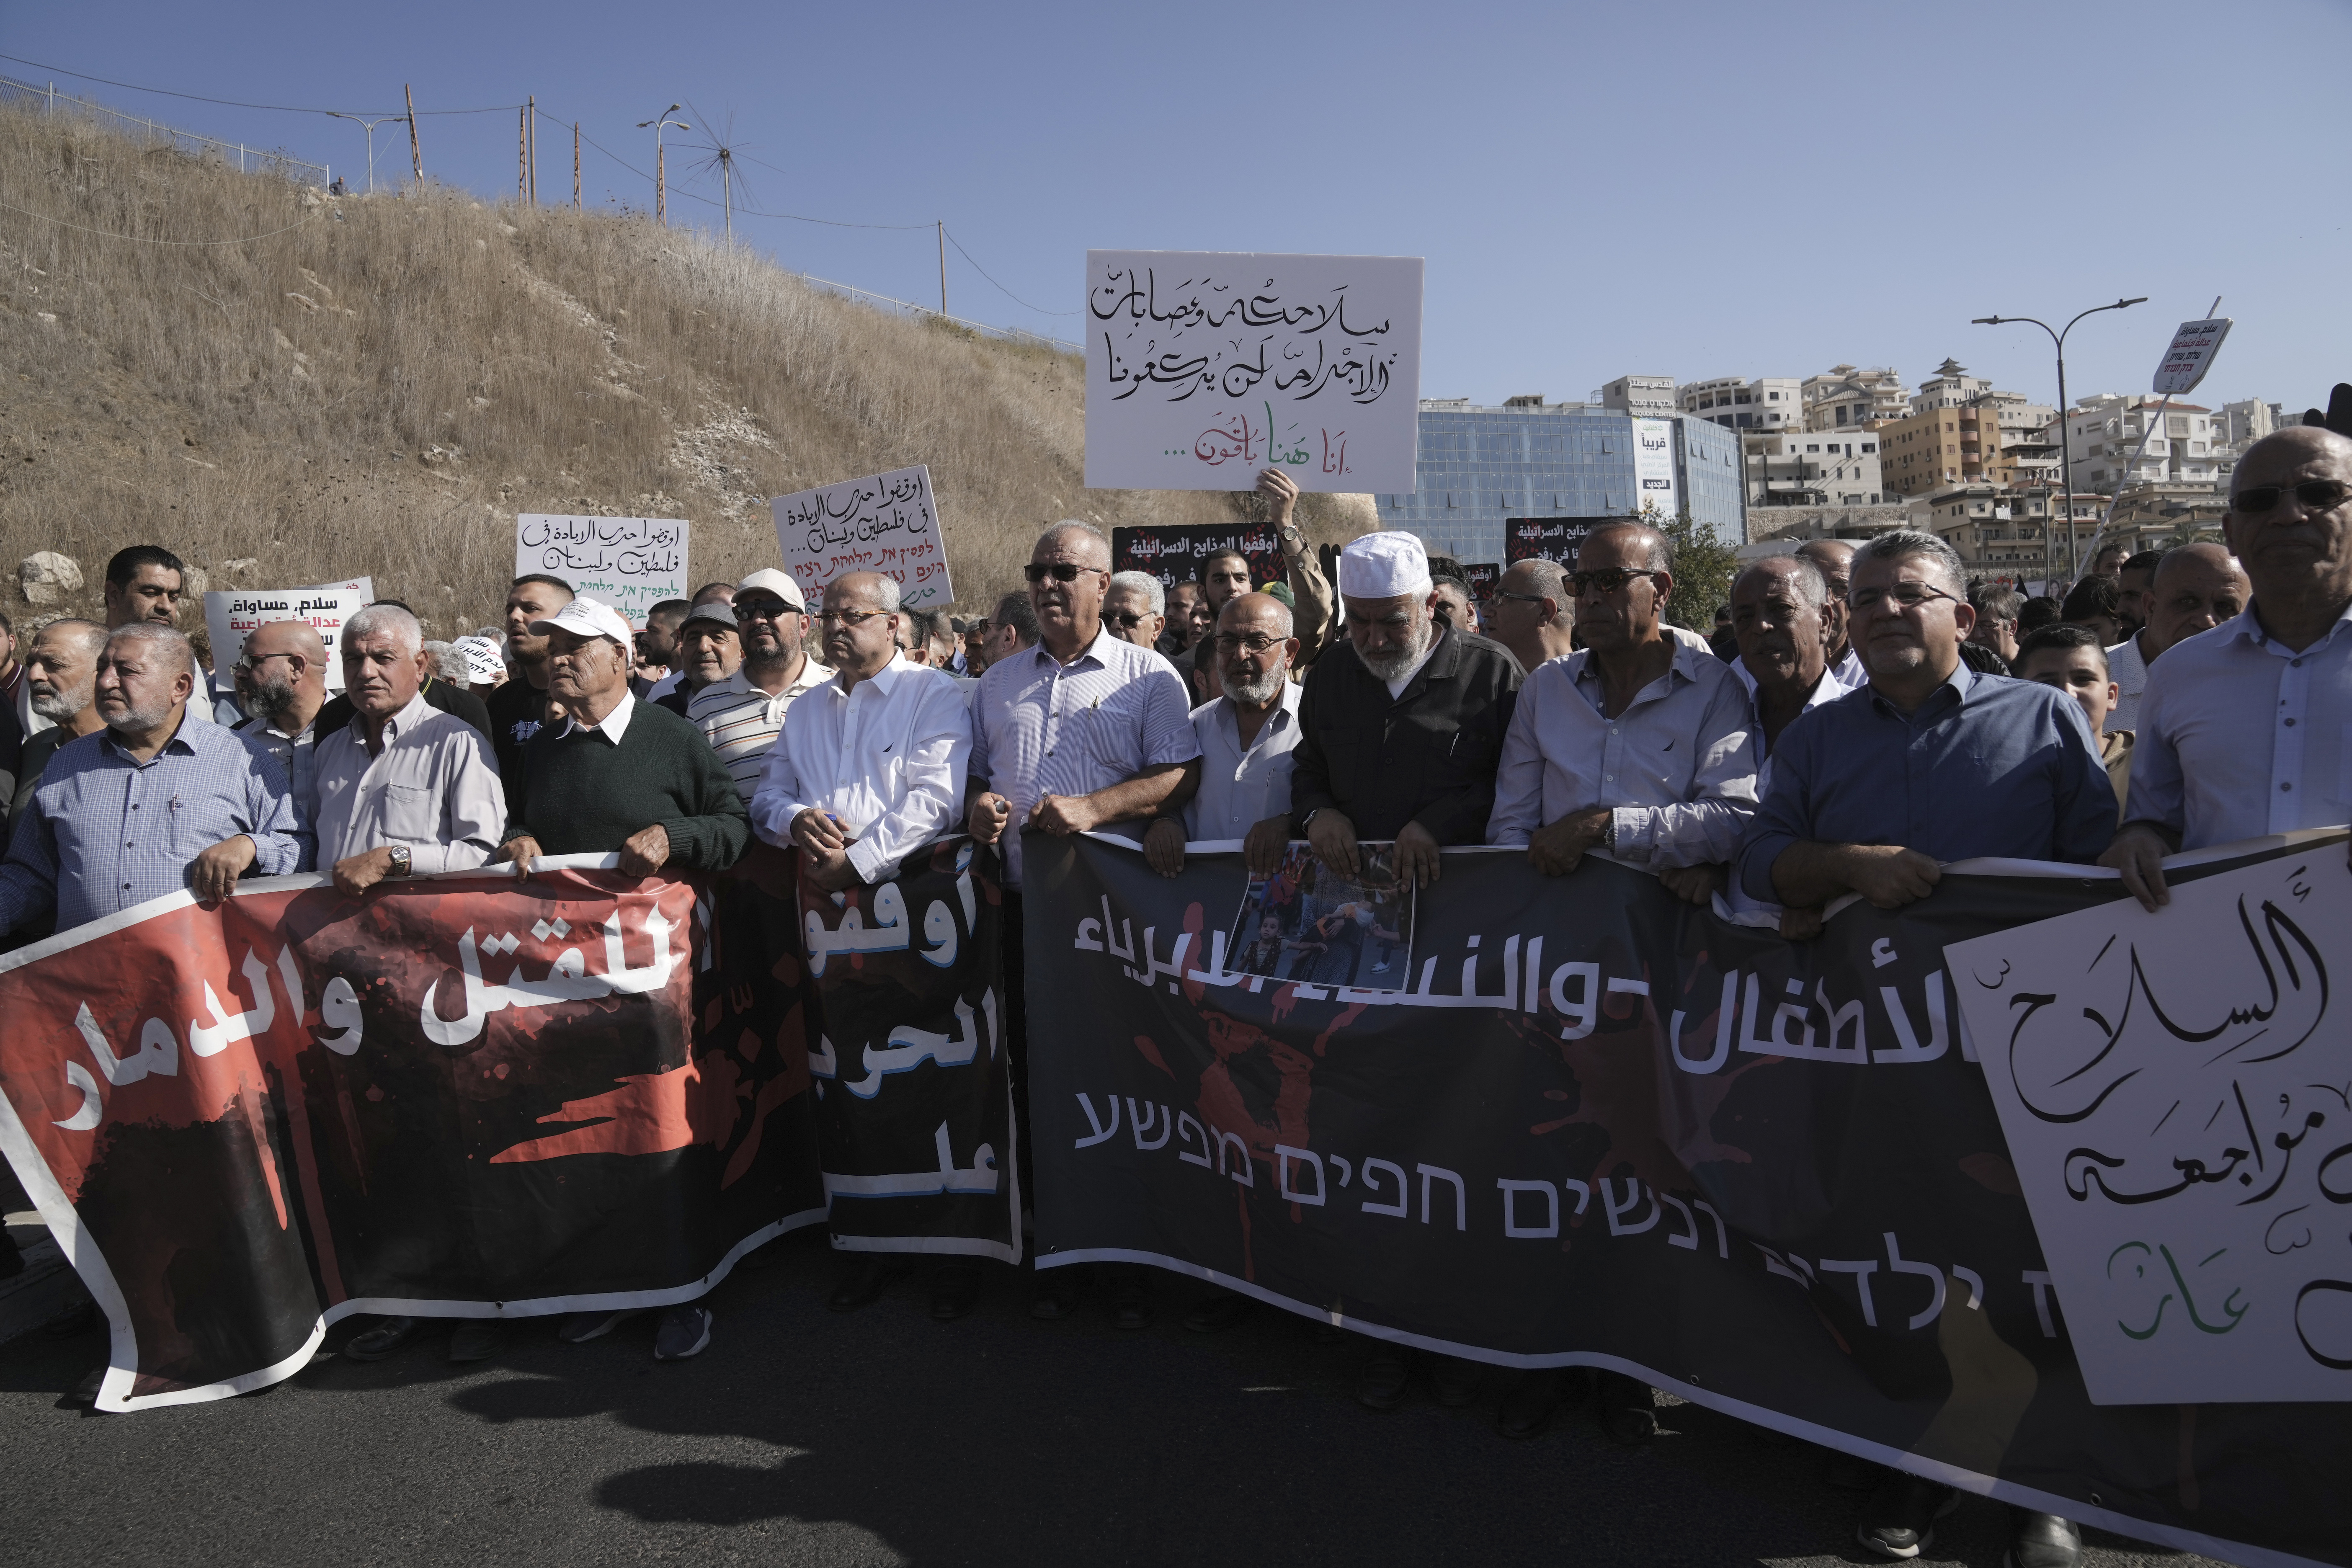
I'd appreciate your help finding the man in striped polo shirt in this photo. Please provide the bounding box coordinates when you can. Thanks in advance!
[688,569,833,795]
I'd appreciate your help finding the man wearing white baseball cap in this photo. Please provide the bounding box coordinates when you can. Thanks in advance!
[689,568,831,796]
[494,593,752,1365]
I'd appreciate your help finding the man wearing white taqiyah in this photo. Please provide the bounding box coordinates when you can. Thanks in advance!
[315,603,510,1367]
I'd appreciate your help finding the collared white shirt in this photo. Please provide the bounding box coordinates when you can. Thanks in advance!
[1731,647,1867,702]
[310,691,505,872]
[1487,637,1759,867]
[748,655,972,884]
[689,659,834,795]
[2127,604,2352,850]
[559,689,637,745]
[1831,647,1865,689]
[2104,630,2151,735]
[1183,684,1303,841]
[969,627,1199,887]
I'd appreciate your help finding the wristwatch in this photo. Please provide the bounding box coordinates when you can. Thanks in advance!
[387,845,413,879]
[1277,524,1304,554]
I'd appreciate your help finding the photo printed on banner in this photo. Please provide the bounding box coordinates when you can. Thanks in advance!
[1223,844,1413,990]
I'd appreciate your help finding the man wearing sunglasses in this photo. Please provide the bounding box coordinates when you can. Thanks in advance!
[232,619,332,813]
[687,569,833,800]
[1103,571,1168,651]
[2104,426,2352,910]
[2098,543,2249,735]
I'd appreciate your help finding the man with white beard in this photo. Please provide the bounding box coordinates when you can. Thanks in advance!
[7,620,110,825]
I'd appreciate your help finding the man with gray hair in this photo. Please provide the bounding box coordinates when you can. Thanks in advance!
[1103,570,1167,651]
[0,623,307,941]
[8,619,111,827]
[1739,532,2110,1563]
[1480,557,1576,673]
[1794,538,1863,686]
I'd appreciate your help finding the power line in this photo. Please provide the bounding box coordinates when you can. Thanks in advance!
[0,51,516,115]
[943,226,1075,316]
[549,113,929,230]
[0,194,317,245]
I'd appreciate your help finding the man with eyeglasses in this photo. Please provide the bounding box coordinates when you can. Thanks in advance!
[1740,531,2108,1567]
[2104,427,2352,909]
[1482,559,1577,674]
[2098,543,2249,735]
[967,520,1199,1324]
[688,569,834,799]
[1103,571,1168,651]
[233,619,332,813]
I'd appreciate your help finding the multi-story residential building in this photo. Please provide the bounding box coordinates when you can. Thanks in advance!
[1803,365,1909,432]
[1677,376,1805,432]
[1599,374,1678,418]
[1908,358,1995,415]
[2053,395,2218,494]
[1914,484,2110,581]
[2217,398,2282,449]
[1743,431,1884,508]
[1377,397,1748,562]
[1875,401,2011,496]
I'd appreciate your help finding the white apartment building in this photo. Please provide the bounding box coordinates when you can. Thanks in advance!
[1910,358,1995,415]
[1599,374,1677,418]
[1744,431,1884,508]
[1803,365,1909,432]
[2053,394,2218,494]
[1680,375,1804,431]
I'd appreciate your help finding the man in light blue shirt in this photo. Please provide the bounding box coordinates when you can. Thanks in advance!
[0,624,307,937]
[1143,593,1301,880]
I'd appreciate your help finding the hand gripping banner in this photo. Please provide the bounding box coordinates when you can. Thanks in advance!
[1021,833,2352,1568]
[0,854,826,1412]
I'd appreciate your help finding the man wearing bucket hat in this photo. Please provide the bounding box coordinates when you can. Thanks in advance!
[495,594,752,1365]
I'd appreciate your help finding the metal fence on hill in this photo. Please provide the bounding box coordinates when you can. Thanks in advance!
[0,74,330,187]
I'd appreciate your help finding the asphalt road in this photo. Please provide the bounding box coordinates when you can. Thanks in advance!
[0,1231,2229,1568]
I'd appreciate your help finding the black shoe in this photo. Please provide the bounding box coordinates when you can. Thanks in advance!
[1029,1266,1087,1320]
[1495,1369,1565,1439]
[1106,1266,1153,1331]
[1856,1474,1959,1560]
[1429,1353,1482,1408]
[1596,1370,1657,1445]
[447,1320,505,1363]
[0,1228,24,1279]
[1357,1344,1413,1411]
[828,1256,907,1312]
[2004,1508,2082,1568]
[653,1305,713,1360]
[64,1364,105,1409]
[931,1265,983,1321]
[343,1315,427,1362]
[1182,1290,1253,1334]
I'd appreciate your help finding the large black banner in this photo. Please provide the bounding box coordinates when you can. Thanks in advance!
[1110,522,1287,592]
[1022,833,2350,1568]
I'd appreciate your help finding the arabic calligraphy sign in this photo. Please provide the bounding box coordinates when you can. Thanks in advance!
[771,464,953,611]
[202,580,373,692]
[1085,250,1423,494]
[1503,518,1609,566]
[1026,831,2352,1568]
[1632,418,1680,518]
[513,515,689,624]
[1948,837,2352,1406]
[1109,523,1286,593]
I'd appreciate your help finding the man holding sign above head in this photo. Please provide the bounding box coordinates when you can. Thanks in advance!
[967,520,1199,1326]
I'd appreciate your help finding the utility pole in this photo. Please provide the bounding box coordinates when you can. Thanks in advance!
[405,85,423,182]
[518,107,527,202]
[938,221,947,317]
[573,123,580,207]
[526,95,536,204]
[636,106,689,225]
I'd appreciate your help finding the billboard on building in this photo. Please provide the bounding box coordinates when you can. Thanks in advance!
[1632,418,1679,518]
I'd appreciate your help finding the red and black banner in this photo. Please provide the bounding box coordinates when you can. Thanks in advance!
[1021,833,2350,1568]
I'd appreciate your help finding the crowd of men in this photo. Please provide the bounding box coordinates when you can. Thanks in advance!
[2,424,2349,1568]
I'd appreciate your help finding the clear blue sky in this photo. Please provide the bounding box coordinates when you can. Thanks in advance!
[8,1,2347,416]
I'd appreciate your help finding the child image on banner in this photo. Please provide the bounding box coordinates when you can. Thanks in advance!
[1225,845,1413,989]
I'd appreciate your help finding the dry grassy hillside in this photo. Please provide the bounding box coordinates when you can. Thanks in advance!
[0,101,1372,651]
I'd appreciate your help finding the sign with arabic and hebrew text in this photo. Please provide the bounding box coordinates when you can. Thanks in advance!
[1084,250,1422,494]
[514,515,689,624]
[772,464,953,611]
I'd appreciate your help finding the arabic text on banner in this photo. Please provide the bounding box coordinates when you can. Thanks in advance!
[771,465,953,612]
[201,580,373,692]
[1109,524,1287,593]
[1084,251,1423,495]
[513,515,689,624]
[1023,832,2352,1568]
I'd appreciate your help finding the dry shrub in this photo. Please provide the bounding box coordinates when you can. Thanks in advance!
[0,101,1372,641]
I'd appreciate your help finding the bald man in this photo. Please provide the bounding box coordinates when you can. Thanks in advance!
[235,619,331,810]
[2101,543,2250,733]
[1794,539,1862,686]
[1482,559,1576,673]
[2106,426,2352,907]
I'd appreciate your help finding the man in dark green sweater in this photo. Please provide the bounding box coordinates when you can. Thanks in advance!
[495,594,750,1362]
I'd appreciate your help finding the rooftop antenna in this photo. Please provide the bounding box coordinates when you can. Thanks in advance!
[682,106,753,243]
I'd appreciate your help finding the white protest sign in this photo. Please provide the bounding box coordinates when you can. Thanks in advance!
[2152,317,2231,396]
[771,464,953,611]
[1083,250,1423,494]
[514,516,688,624]
[1632,418,1679,518]
[1946,841,2352,1404]
[203,578,374,692]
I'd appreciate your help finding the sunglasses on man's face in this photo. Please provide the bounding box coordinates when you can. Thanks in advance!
[1105,610,1151,629]
[2234,478,2352,515]
[1024,562,1096,583]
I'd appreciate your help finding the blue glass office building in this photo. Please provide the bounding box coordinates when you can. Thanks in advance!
[1374,402,1748,564]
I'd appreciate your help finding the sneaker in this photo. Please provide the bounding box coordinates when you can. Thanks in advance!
[653,1305,712,1361]
[1370,962,1391,974]
[1856,1475,1960,1560]
[2004,1508,2082,1568]
[555,1308,644,1344]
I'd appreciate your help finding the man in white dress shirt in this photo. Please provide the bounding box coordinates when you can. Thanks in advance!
[1142,592,1300,880]
[2104,427,2352,907]
[320,603,512,1369]
[749,572,970,892]
[2100,543,2250,735]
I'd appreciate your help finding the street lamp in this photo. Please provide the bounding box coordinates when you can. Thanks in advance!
[326,112,408,195]
[1972,297,2147,585]
[636,104,691,225]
